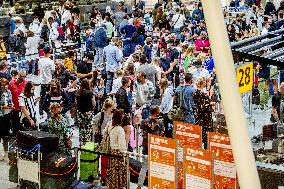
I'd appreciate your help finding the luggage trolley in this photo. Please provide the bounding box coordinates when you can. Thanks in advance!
[10,141,42,189]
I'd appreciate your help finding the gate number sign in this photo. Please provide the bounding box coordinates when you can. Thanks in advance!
[236,63,253,94]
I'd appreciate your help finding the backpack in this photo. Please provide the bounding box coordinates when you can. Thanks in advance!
[99,122,115,153]
[57,26,65,41]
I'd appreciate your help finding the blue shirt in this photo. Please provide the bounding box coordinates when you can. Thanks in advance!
[175,85,195,113]
[103,44,123,72]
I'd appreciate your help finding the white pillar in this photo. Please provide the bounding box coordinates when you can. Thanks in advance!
[201,0,261,189]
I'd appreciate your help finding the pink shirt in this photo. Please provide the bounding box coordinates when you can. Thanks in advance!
[195,38,210,53]
[8,79,27,110]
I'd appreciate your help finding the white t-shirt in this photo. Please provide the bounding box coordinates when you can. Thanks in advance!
[38,57,55,84]
[112,77,122,94]
[172,13,186,29]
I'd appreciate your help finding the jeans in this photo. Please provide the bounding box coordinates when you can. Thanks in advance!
[142,106,150,119]
[94,47,104,65]
[25,59,36,75]
[137,157,148,187]
[17,55,26,71]
[11,110,20,136]
[184,112,195,124]
[105,71,114,95]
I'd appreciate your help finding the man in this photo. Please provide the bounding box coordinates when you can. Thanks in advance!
[271,83,284,123]
[77,53,93,79]
[94,24,108,65]
[111,4,126,37]
[191,2,204,21]
[29,16,42,37]
[8,69,27,135]
[174,73,195,124]
[115,76,131,114]
[103,37,123,94]
[133,71,155,119]
[119,14,130,37]
[189,60,211,87]
[0,61,11,81]
[193,20,206,37]
[171,7,186,34]
[136,105,164,189]
[137,54,158,87]
[38,47,55,117]
[261,21,270,35]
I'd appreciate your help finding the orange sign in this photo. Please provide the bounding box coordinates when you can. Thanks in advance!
[174,122,202,188]
[183,147,213,189]
[208,132,237,189]
[148,134,177,189]
[174,121,202,148]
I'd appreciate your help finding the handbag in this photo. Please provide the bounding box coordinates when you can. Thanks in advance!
[168,87,185,121]
[99,123,115,154]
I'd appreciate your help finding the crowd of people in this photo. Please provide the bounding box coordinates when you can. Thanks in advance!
[0,0,284,188]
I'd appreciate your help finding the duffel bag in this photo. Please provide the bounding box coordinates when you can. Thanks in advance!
[41,152,77,176]
[129,158,148,185]
[17,130,59,154]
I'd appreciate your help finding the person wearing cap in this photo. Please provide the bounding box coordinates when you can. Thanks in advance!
[93,24,108,65]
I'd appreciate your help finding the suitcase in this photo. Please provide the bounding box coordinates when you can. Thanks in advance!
[80,142,99,181]
[263,124,278,141]
[70,180,93,189]
[129,158,148,185]
[252,88,260,105]
[17,130,59,155]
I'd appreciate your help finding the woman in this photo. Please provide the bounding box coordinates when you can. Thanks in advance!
[195,31,210,54]
[151,56,162,82]
[25,31,39,75]
[103,109,127,188]
[40,18,50,43]
[43,79,70,118]
[89,70,105,114]
[76,78,96,145]
[48,103,72,154]
[19,81,40,130]
[159,78,174,138]
[193,78,214,149]
[0,78,12,160]
[227,24,236,42]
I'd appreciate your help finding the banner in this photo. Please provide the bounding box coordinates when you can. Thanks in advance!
[148,134,178,189]
[208,132,237,189]
[183,147,213,189]
[174,122,202,188]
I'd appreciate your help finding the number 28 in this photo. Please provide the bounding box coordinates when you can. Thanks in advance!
[239,67,251,87]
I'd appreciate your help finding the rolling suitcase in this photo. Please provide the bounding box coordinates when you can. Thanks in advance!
[17,130,59,155]
[80,142,99,181]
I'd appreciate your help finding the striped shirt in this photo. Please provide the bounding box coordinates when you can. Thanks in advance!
[19,94,36,121]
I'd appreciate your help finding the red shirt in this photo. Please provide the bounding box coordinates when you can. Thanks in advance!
[8,79,27,110]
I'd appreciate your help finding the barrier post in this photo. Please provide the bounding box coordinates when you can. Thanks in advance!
[135,124,139,160]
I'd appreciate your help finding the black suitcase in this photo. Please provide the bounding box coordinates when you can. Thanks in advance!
[252,87,260,105]
[129,158,148,186]
[17,131,59,154]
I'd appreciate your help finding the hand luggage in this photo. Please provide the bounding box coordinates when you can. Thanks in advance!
[263,124,278,141]
[17,130,59,155]
[80,142,99,181]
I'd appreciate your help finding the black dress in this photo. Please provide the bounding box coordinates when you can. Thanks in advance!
[193,89,214,149]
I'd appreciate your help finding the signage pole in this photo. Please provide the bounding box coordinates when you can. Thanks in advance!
[201,0,261,188]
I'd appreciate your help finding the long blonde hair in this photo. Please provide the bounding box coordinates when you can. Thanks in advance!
[160,78,169,97]
[151,56,160,67]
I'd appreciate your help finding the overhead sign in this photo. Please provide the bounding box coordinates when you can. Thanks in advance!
[148,134,178,189]
[183,147,213,189]
[236,63,253,94]
[208,132,237,189]
[174,122,202,188]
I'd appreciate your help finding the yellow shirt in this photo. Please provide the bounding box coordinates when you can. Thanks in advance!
[64,57,74,71]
